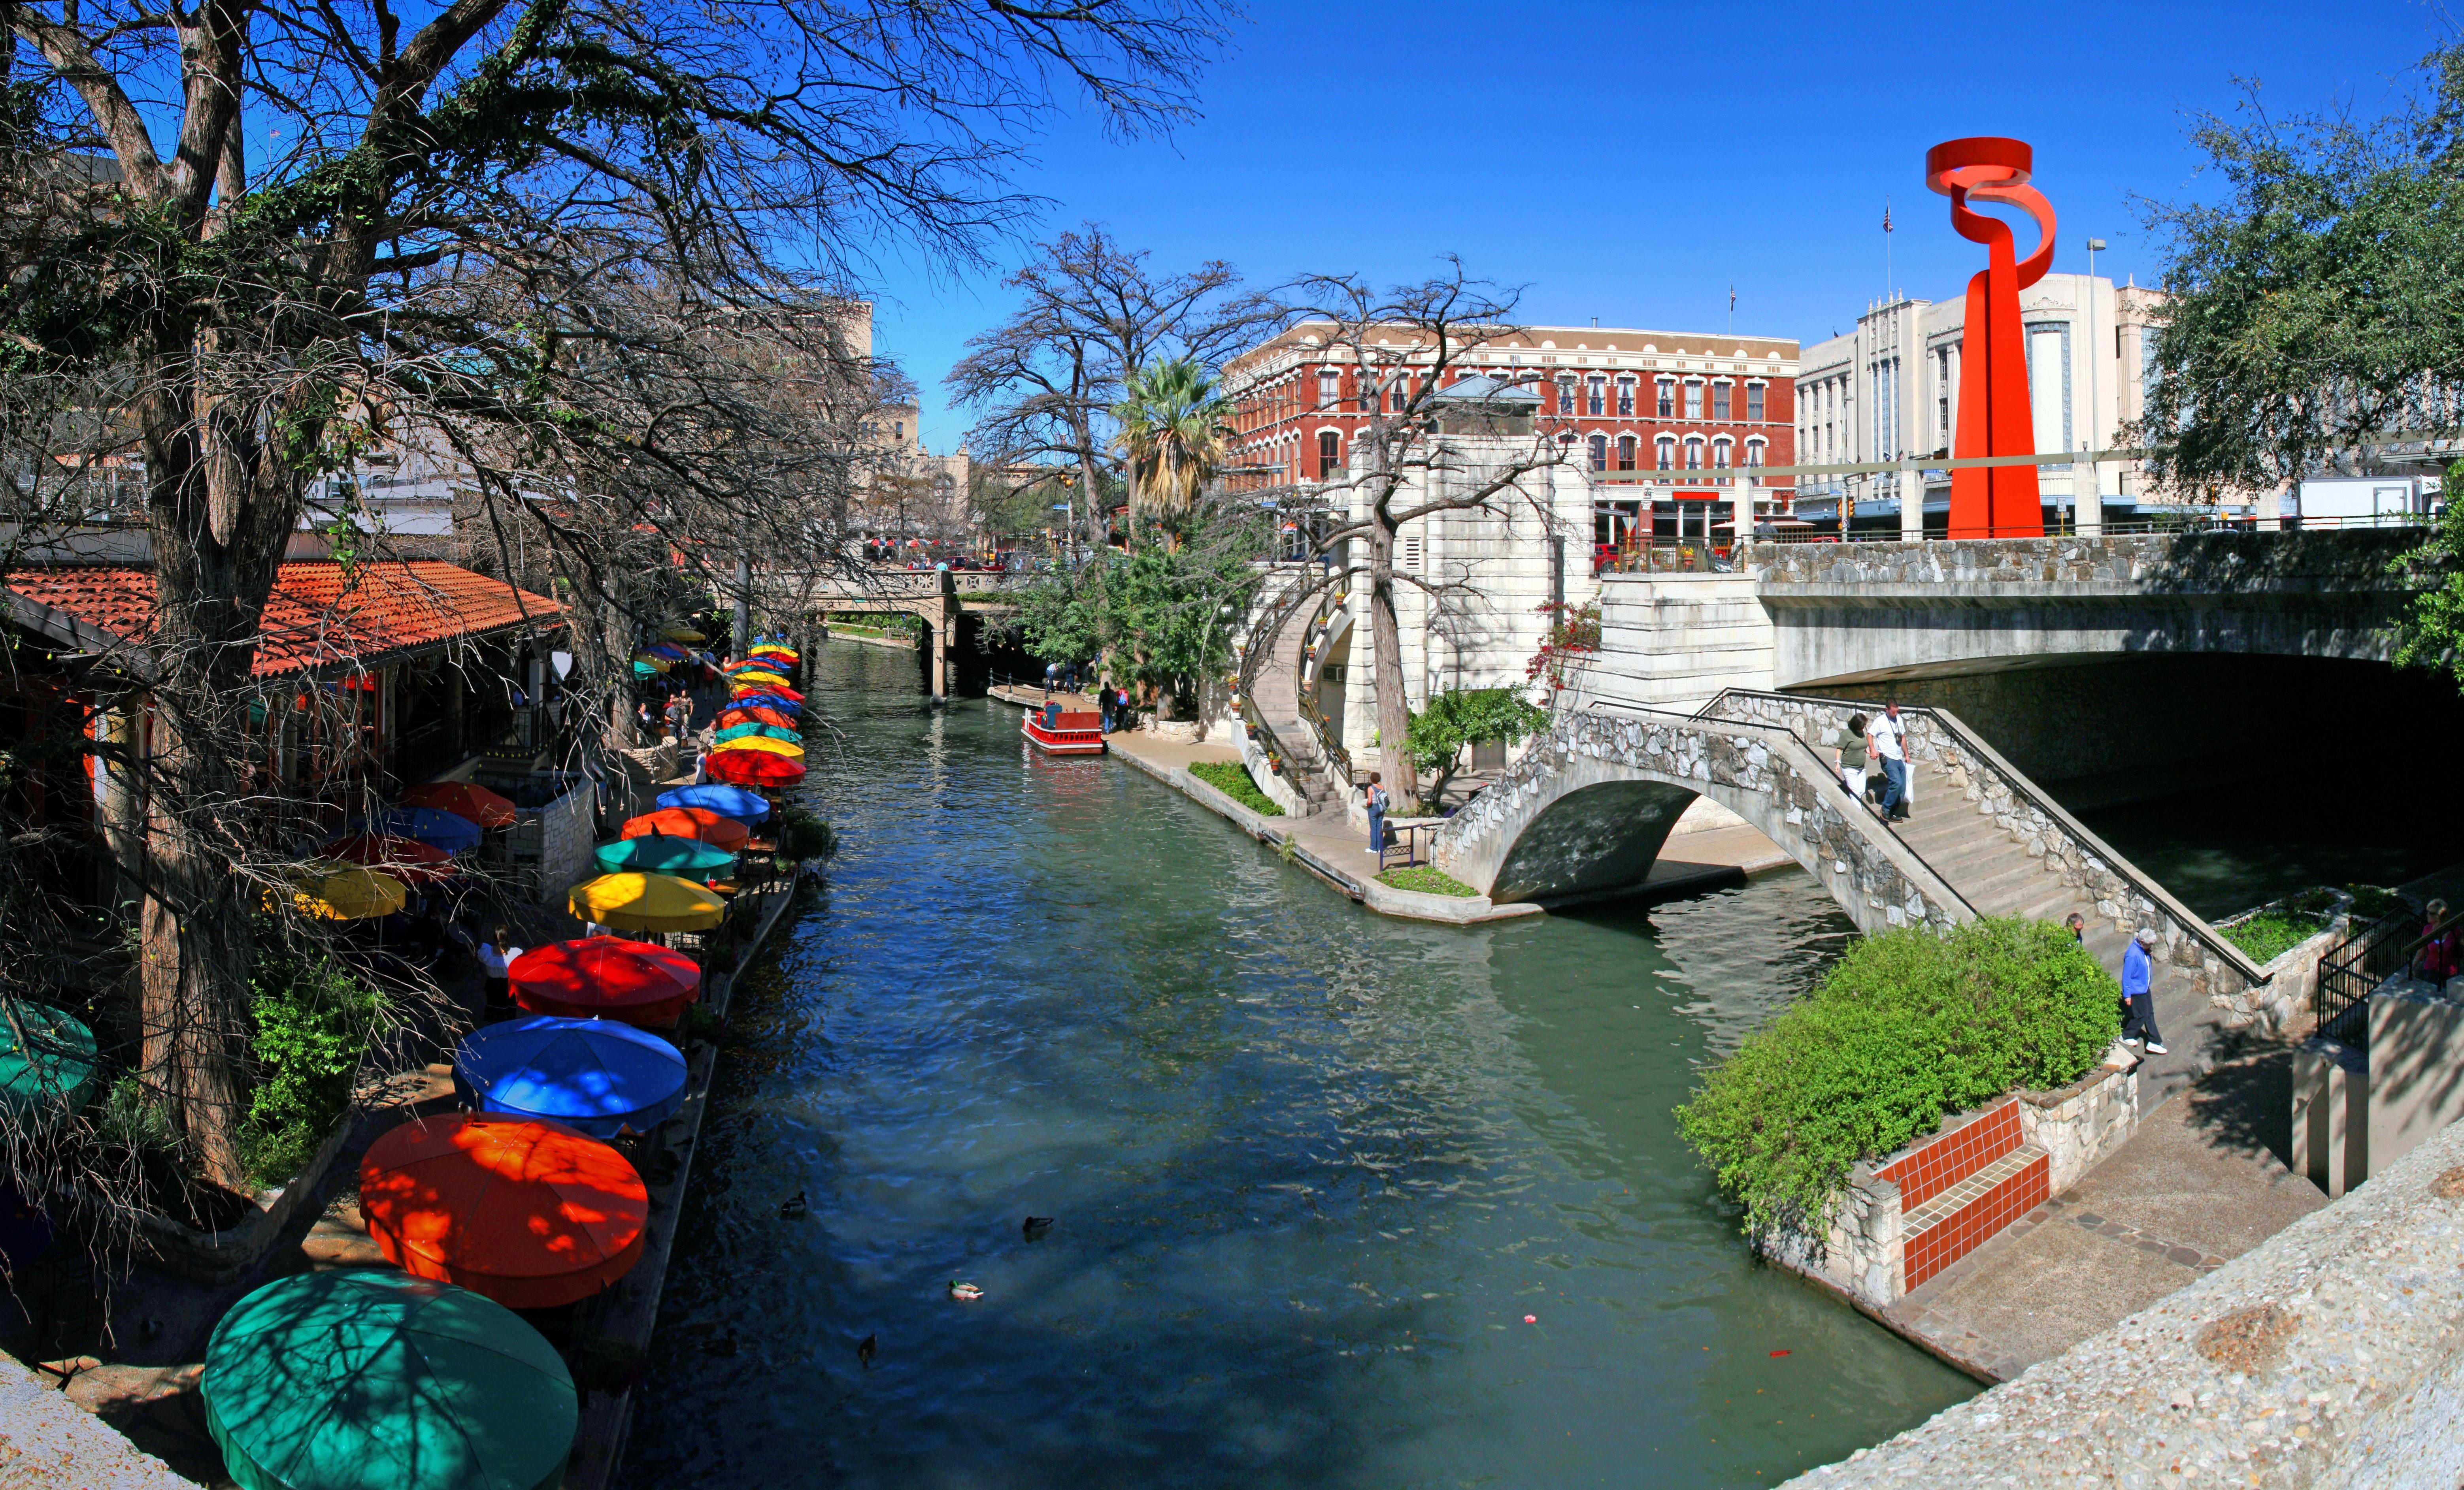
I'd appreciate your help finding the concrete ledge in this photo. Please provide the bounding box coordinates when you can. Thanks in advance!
[1786,1115,2464,1488]
[1360,876,1543,925]
[0,1352,192,1490]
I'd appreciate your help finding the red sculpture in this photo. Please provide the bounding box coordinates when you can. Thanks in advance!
[1926,137,2056,539]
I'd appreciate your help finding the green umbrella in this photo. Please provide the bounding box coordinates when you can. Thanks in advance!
[0,1004,97,1119]
[203,1270,576,1490]
[592,834,737,876]
[713,722,798,745]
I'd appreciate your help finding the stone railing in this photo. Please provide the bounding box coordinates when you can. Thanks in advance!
[1786,1115,2464,1488]
[1755,528,2428,596]
[1697,689,2285,1027]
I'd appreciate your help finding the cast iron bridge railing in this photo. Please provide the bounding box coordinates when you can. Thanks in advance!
[1296,586,1353,789]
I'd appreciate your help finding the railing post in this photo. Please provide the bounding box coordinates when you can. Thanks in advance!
[1898,457,1923,544]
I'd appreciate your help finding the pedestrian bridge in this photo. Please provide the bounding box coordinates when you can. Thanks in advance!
[1430,689,2290,1075]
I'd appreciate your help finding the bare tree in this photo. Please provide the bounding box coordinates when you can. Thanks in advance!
[947,225,1273,551]
[1,0,1229,1187]
[1272,264,1576,803]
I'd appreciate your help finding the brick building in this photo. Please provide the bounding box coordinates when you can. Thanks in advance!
[1221,323,1802,544]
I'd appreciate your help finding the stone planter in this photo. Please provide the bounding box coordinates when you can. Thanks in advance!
[126,1108,359,1285]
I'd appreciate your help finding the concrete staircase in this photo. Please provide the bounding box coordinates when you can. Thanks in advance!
[1246,595,1345,813]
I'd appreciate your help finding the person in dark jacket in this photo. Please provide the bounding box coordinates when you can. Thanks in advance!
[2121,927,2166,1054]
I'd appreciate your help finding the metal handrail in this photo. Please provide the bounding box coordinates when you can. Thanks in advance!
[2316,908,2443,1040]
[1296,588,1355,788]
[1696,687,2266,982]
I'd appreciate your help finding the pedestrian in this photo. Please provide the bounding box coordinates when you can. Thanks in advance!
[1364,772,1390,859]
[1043,659,1059,698]
[1836,712,1869,799]
[478,925,522,1015]
[2413,899,2460,983]
[664,691,689,740]
[1098,679,1116,733]
[2121,927,2167,1055]
[1870,702,1910,821]
[2065,911,2086,944]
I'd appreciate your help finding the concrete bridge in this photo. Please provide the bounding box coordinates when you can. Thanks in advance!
[758,568,1028,699]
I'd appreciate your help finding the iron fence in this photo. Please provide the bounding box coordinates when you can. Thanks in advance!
[2314,908,2438,1040]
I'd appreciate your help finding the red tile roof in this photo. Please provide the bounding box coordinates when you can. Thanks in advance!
[7,560,562,678]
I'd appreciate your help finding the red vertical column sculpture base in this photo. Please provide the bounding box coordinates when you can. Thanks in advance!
[1927,138,2056,540]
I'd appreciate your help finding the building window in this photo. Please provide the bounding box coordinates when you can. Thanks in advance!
[1712,383,1731,420]
[1745,438,1765,467]
[1390,375,1410,413]
[1747,383,1765,422]
[1318,370,1340,409]
[1319,430,1341,477]
[1557,378,1577,415]
[1655,437,1675,470]
[1588,434,1608,471]
[1685,437,1704,470]
[1357,373,1376,413]
[1657,379,1675,417]
[1713,438,1732,469]
[1617,379,1635,416]
[1617,435,1637,470]
[1587,377,1606,416]
[1684,381,1705,420]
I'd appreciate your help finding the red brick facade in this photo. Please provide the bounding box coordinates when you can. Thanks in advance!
[1222,324,1801,518]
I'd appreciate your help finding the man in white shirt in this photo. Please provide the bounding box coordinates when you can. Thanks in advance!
[1870,703,1910,822]
[477,925,523,1014]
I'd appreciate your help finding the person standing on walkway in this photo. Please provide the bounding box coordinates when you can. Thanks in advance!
[1043,660,1059,698]
[479,925,522,1016]
[1870,703,1910,821]
[2413,899,2461,983]
[1365,772,1389,859]
[2122,927,2167,1055]
[1836,712,1869,799]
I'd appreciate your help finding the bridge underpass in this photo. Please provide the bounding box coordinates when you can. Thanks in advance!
[762,570,1024,699]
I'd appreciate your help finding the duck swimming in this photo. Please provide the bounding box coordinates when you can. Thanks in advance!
[779,1190,808,1219]
[1022,1215,1054,1240]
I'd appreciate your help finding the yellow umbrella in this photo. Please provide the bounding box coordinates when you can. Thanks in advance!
[567,872,726,932]
[662,624,708,643]
[709,735,804,760]
[729,669,789,689]
[280,861,408,921]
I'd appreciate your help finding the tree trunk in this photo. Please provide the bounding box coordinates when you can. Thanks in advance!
[1366,504,1417,802]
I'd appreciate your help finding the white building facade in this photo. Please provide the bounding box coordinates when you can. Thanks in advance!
[1795,275,2166,531]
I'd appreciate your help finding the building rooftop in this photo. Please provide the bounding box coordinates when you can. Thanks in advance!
[6,560,561,678]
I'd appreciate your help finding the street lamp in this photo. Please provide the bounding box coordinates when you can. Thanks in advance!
[2082,237,2109,536]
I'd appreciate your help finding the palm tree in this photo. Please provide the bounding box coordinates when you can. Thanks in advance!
[1110,356,1231,537]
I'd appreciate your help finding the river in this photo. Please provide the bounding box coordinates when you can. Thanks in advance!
[619,642,1980,1489]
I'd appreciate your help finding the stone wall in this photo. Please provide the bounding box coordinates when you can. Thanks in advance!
[1573,573,1773,714]
[1765,1166,1905,1310]
[2020,1062,2141,1194]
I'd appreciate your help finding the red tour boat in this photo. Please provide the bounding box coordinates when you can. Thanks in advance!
[1023,701,1106,755]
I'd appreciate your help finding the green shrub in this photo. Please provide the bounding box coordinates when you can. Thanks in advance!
[240,943,382,1190]
[1190,760,1283,816]
[2222,910,2326,964]
[2345,883,2407,921]
[776,806,836,861]
[1675,917,2120,1240]
[1377,866,1477,897]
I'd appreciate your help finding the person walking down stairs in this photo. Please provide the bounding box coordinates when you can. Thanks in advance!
[2122,927,2168,1055]
[1869,703,1910,822]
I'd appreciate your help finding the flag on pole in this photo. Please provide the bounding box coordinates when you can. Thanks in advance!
[1883,198,1893,233]
[1729,285,1736,313]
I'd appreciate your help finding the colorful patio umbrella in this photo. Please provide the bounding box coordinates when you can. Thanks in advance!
[592,834,736,877]
[202,1269,576,1490]
[401,781,518,828]
[366,806,483,854]
[621,807,751,851]
[714,705,797,732]
[451,1019,689,1139]
[711,735,804,760]
[509,938,702,1025]
[661,623,707,643]
[734,681,802,702]
[658,784,772,823]
[703,749,805,789]
[0,1004,97,1120]
[728,692,801,716]
[748,644,798,661]
[567,872,727,932]
[727,671,790,692]
[714,722,799,746]
[628,652,672,672]
[279,861,408,921]
[316,834,455,884]
[644,642,686,659]
[630,661,666,678]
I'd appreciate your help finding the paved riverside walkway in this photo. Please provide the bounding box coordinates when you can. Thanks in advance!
[1876,1028,2326,1381]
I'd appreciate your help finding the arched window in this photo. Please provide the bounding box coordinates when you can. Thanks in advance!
[1389,375,1409,412]
[1587,377,1606,416]
[1712,381,1732,421]
[1656,378,1675,418]
[1319,430,1341,477]
[1588,434,1608,471]
[1713,438,1733,469]
[1684,437,1704,471]
[1356,373,1376,413]
[1617,435,1637,471]
[1617,378,1636,417]
[1746,382,1767,422]
[1684,381,1705,420]
[1557,378,1577,415]
[1318,369,1340,408]
[1745,438,1766,468]
[1655,437,1675,471]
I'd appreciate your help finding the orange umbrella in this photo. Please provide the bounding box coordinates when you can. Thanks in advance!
[400,781,518,829]
[619,807,750,852]
[704,749,806,788]
[358,1113,648,1309]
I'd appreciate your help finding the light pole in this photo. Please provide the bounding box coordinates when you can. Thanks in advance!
[2081,237,2107,536]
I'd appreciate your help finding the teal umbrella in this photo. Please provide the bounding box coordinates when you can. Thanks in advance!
[203,1270,576,1490]
[713,722,798,745]
[0,1004,97,1119]
[592,834,736,877]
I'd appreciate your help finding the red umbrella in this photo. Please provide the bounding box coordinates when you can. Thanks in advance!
[509,938,702,1025]
[716,705,797,732]
[703,749,806,788]
[619,807,750,852]
[358,1113,648,1310]
[728,682,802,703]
[318,834,456,883]
[400,780,519,829]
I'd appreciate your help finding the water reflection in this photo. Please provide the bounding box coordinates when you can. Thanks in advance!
[620,646,1974,1489]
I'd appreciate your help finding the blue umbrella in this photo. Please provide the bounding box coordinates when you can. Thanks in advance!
[453,1016,687,1140]
[644,643,686,661]
[730,693,800,716]
[356,807,482,853]
[657,784,772,823]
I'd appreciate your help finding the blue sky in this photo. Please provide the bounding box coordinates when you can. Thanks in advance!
[872,0,2453,452]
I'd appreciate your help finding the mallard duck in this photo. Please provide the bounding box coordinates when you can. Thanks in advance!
[779,1190,808,1219]
[947,1280,984,1302]
[1022,1216,1054,1240]
[857,1333,876,1368]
